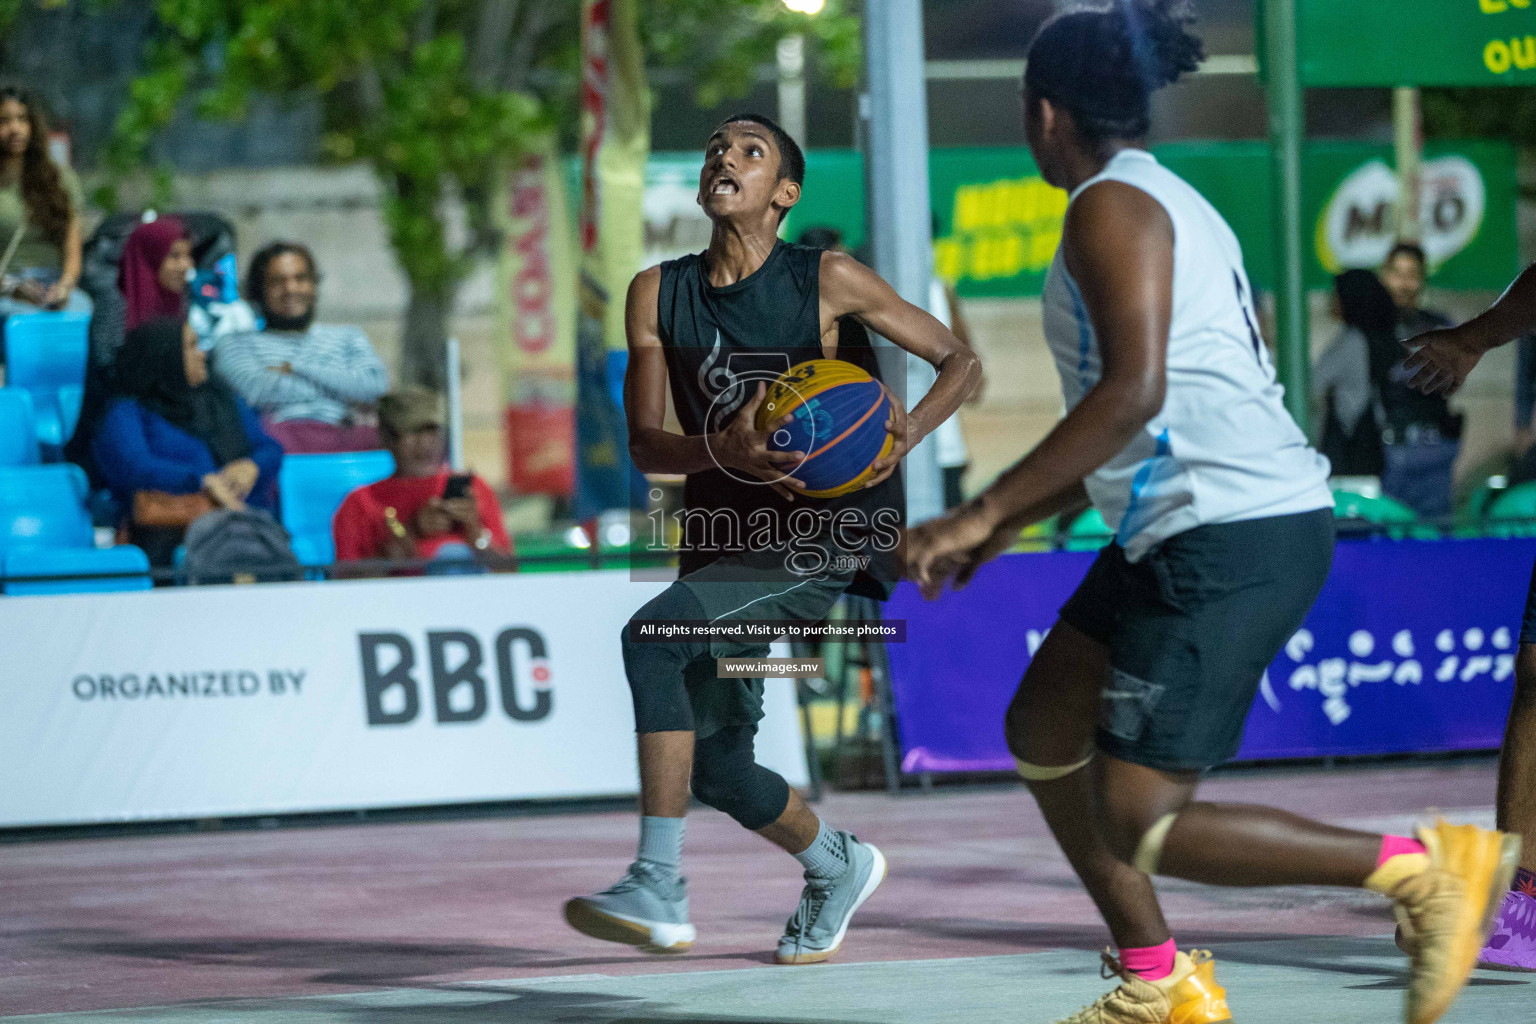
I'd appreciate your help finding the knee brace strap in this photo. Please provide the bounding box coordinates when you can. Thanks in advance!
[1014,754,1093,782]
[1133,812,1180,875]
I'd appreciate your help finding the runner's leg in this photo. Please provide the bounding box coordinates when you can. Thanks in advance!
[1092,757,1383,888]
[1498,644,1536,872]
[562,582,710,953]
[1007,619,1174,952]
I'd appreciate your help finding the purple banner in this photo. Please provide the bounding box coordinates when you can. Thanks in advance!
[885,538,1535,773]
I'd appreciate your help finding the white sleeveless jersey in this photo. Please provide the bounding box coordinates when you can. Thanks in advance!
[1041,149,1332,562]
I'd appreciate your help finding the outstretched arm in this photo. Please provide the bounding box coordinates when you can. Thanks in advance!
[819,251,982,486]
[907,181,1173,598]
[1404,262,1536,396]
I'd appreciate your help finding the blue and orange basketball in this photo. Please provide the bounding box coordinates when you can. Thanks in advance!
[755,359,894,498]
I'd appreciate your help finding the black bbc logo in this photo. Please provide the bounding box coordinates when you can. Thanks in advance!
[358,628,552,726]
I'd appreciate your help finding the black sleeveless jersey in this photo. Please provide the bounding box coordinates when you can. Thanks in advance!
[655,241,902,598]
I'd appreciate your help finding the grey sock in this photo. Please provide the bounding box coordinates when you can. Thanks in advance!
[794,820,849,878]
[637,815,685,879]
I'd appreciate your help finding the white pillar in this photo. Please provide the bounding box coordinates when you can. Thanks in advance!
[1393,86,1423,243]
[445,336,465,471]
[776,33,807,149]
[864,0,942,524]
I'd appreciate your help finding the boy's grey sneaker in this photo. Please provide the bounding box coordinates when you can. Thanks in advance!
[775,832,887,965]
[563,861,697,954]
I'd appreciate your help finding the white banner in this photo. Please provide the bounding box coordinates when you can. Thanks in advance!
[0,572,809,827]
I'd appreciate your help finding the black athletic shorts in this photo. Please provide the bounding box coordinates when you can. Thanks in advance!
[1520,557,1536,646]
[1058,507,1335,772]
[637,549,859,738]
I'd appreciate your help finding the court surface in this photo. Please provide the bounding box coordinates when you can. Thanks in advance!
[4,761,1533,1023]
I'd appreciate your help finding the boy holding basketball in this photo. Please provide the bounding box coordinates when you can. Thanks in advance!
[563,114,979,963]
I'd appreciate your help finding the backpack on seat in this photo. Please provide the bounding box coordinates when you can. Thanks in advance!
[182,508,301,584]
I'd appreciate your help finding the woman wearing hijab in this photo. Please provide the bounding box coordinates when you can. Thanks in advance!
[118,215,193,331]
[64,215,197,479]
[93,316,282,565]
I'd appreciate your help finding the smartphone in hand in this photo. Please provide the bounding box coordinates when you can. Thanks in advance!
[442,474,474,501]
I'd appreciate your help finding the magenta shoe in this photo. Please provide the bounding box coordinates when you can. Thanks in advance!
[1480,874,1536,972]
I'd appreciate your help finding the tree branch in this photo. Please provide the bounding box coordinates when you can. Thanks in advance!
[469,0,520,90]
[357,67,386,119]
[501,2,565,93]
[411,0,439,49]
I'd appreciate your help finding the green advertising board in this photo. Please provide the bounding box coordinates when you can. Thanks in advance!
[786,142,1515,298]
[784,148,1070,297]
[594,141,1514,300]
[1163,139,1518,293]
[1292,0,1536,88]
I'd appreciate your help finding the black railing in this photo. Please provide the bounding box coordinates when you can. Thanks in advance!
[3,515,1534,592]
[0,547,678,589]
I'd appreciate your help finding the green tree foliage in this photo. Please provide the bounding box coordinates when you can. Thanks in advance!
[0,0,859,386]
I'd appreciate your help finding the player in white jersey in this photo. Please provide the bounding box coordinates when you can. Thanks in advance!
[905,4,1516,1024]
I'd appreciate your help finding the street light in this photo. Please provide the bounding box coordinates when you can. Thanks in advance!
[777,0,823,146]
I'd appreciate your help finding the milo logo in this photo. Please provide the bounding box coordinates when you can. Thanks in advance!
[1316,156,1486,274]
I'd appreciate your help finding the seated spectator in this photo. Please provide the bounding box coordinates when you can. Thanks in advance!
[119,215,192,331]
[93,316,282,567]
[212,242,388,453]
[0,86,90,318]
[333,387,512,572]
[68,214,220,482]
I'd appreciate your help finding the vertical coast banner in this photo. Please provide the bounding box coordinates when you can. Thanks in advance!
[575,0,649,519]
[496,133,576,496]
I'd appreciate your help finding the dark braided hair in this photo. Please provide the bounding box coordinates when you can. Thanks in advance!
[0,87,73,246]
[1024,0,1204,150]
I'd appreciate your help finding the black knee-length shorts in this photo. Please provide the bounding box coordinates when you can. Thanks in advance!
[1058,507,1335,772]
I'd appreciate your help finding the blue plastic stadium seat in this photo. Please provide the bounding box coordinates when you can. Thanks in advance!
[0,389,39,466]
[56,383,84,441]
[3,545,152,595]
[1485,481,1536,538]
[0,464,93,554]
[3,310,90,454]
[278,450,395,566]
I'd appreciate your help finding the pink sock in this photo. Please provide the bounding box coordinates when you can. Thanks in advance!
[1378,835,1427,868]
[1120,937,1177,981]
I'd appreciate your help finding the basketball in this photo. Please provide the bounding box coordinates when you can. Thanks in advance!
[754,358,894,498]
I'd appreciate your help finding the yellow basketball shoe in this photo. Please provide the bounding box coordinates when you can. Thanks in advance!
[1387,820,1521,1024]
[1051,949,1231,1024]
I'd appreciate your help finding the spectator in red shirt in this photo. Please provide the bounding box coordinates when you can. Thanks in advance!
[332,386,512,572]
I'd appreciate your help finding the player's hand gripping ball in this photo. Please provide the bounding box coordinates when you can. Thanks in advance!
[754,359,895,498]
